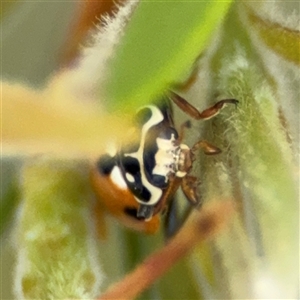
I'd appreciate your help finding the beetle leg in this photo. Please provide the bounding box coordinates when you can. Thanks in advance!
[172,64,200,91]
[169,91,238,120]
[153,176,181,216]
[181,175,200,206]
[163,195,179,240]
[164,176,203,239]
[191,140,221,155]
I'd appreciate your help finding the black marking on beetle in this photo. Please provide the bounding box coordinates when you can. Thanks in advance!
[124,207,145,220]
[151,174,168,188]
[97,155,116,175]
[119,155,152,202]
[158,126,178,140]
[137,204,154,220]
[121,156,140,175]
[129,185,151,202]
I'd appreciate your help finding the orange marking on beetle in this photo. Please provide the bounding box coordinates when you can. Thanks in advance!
[90,165,160,234]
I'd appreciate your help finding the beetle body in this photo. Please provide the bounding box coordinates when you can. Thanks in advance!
[91,97,190,233]
[91,93,238,234]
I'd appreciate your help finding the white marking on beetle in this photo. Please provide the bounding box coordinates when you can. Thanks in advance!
[152,134,177,182]
[174,144,189,177]
[125,105,163,205]
[110,166,127,190]
[125,172,135,183]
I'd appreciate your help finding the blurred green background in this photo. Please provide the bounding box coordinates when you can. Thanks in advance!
[1,2,77,299]
[1,1,76,86]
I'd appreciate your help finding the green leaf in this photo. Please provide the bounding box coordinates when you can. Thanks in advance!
[15,159,103,299]
[0,158,21,237]
[0,181,19,237]
[106,0,233,111]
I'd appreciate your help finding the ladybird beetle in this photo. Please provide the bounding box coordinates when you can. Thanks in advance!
[91,92,238,234]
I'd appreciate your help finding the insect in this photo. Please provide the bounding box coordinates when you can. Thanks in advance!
[91,92,238,234]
